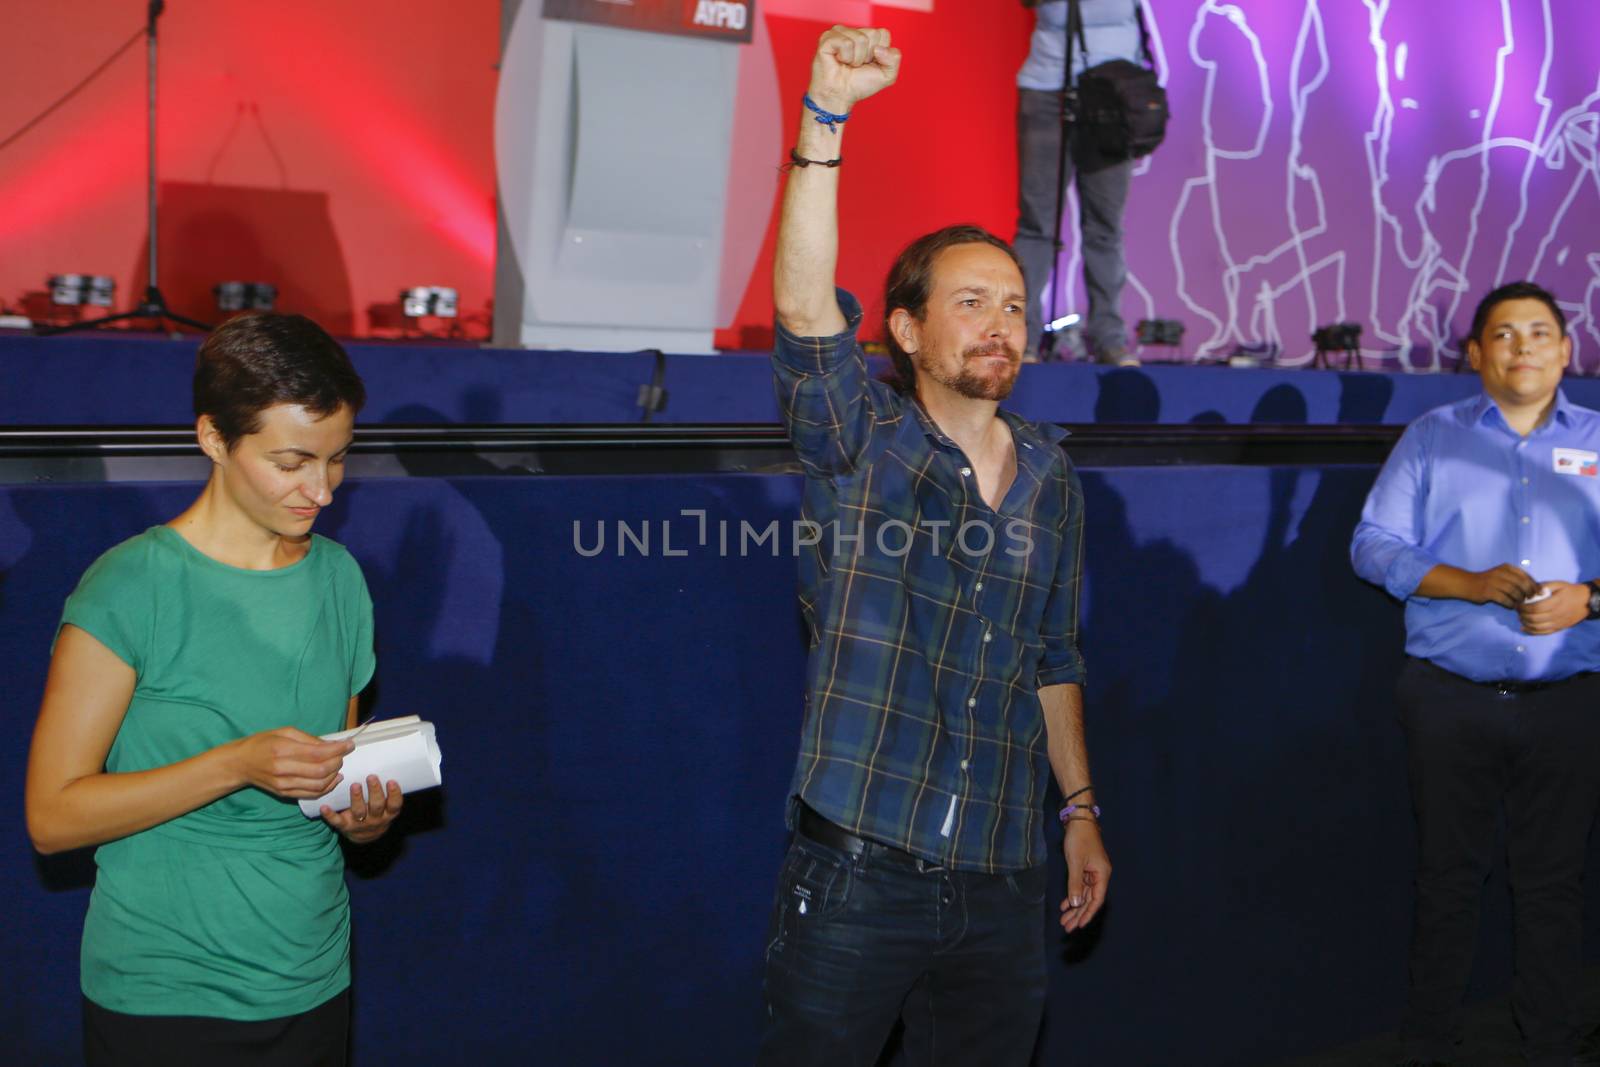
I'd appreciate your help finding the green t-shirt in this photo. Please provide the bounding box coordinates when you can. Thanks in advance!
[59,525,376,1020]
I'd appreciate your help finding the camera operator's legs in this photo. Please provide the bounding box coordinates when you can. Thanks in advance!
[1078,157,1134,363]
[1014,88,1072,359]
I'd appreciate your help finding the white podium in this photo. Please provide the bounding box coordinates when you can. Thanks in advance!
[494,1,744,353]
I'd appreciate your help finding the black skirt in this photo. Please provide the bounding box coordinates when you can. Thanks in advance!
[83,989,349,1067]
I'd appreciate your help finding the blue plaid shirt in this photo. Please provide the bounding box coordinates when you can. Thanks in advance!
[774,291,1088,873]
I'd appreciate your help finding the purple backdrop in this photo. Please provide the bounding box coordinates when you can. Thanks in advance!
[1046,0,1600,369]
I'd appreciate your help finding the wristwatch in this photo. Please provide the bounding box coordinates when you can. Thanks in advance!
[1587,580,1600,621]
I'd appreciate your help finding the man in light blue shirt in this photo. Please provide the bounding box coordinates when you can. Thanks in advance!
[1351,281,1600,1067]
[1014,0,1146,363]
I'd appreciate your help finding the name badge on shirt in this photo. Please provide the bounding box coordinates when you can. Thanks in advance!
[1553,448,1599,477]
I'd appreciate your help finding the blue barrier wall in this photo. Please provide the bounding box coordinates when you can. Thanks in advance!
[8,464,1598,1065]
[11,332,1600,427]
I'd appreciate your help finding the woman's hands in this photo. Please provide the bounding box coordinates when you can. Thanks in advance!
[227,727,354,799]
[321,776,403,844]
[229,728,403,842]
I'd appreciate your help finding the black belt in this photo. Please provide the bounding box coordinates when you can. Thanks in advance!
[796,804,927,868]
[1415,657,1594,697]
[1482,678,1559,696]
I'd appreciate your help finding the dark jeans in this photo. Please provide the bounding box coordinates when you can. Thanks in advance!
[1397,659,1600,1066]
[756,817,1048,1067]
[1015,86,1134,357]
[83,989,349,1067]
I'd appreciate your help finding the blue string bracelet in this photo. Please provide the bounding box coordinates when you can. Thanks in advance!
[803,94,850,133]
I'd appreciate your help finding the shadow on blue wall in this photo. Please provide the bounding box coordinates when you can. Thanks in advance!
[7,399,1600,1065]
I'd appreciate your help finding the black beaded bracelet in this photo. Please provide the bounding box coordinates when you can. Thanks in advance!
[784,148,843,171]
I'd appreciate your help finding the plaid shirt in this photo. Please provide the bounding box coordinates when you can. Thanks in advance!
[774,290,1087,873]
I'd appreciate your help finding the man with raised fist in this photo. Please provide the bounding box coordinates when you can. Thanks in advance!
[759,25,1111,1066]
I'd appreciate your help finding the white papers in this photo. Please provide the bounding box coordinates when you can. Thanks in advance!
[299,715,444,817]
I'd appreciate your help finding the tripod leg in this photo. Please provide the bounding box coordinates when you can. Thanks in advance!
[37,309,151,337]
[165,313,216,332]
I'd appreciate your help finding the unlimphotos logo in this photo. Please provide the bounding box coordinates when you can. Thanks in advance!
[689,0,748,31]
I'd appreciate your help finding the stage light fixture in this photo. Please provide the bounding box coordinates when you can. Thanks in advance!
[213,282,278,312]
[49,274,115,307]
[1312,322,1363,370]
[1040,317,1085,362]
[1226,342,1281,369]
[401,286,458,318]
[1137,318,1185,347]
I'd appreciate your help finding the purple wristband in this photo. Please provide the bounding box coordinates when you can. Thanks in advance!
[1058,802,1101,823]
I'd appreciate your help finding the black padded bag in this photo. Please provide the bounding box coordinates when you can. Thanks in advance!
[1067,1,1169,161]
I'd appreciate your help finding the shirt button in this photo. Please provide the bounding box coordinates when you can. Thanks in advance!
[967,697,976,708]
[983,631,992,643]
[960,759,970,771]
[975,582,984,592]
[1516,645,1526,653]
[960,467,973,477]
[1521,477,1530,485]
[1521,516,1531,524]
[1522,559,1532,567]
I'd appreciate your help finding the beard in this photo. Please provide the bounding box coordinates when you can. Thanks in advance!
[919,340,1021,401]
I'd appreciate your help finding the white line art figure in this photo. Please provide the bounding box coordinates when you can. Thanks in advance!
[1057,1,1600,369]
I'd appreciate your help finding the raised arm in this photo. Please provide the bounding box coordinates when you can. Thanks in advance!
[772,26,901,336]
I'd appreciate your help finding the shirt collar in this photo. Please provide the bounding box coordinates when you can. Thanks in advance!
[1472,388,1574,432]
[907,400,1067,474]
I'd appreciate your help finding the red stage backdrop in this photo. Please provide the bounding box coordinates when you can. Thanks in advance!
[545,0,756,43]
[0,1,1023,343]
[0,1,499,339]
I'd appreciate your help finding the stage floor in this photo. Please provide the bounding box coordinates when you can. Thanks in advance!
[2,328,1578,428]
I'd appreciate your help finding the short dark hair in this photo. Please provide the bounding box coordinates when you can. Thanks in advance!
[193,312,366,449]
[1468,280,1566,344]
[883,225,1025,393]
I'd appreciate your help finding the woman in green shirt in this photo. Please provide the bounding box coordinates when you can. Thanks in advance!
[24,312,400,1067]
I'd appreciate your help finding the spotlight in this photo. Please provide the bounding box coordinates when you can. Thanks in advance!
[213,282,277,312]
[1040,319,1085,362]
[1312,322,1363,370]
[49,274,115,307]
[1137,318,1185,347]
[401,286,458,318]
[1226,342,1281,369]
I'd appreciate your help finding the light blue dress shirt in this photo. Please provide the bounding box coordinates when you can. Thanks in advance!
[1352,391,1600,682]
[1018,0,1145,91]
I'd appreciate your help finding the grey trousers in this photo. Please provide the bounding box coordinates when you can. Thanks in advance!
[1014,87,1134,357]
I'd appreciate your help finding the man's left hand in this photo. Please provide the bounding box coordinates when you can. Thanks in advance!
[1517,580,1589,635]
[321,775,404,844]
[1059,819,1111,933]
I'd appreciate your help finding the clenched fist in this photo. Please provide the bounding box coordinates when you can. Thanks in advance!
[809,26,902,115]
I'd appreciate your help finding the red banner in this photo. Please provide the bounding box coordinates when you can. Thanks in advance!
[543,0,755,43]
